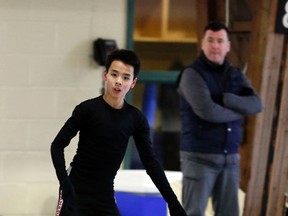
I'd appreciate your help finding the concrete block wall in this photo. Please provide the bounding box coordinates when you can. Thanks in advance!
[0,0,127,215]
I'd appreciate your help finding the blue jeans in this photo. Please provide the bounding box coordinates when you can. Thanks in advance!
[180,151,240,216]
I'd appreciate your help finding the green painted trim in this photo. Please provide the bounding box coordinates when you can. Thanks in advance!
[137,70,180,83]
[123,0,135,169]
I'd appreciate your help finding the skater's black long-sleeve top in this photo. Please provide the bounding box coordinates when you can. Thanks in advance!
[51,95,179,204]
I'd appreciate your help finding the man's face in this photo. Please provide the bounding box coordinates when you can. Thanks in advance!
[201,29,231,65]
[104,60,137,100]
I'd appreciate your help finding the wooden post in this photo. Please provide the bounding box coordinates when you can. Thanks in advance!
[266,39,288,216]
[239,0,273,192]
[243,0,286,215]
[244,34,284,216]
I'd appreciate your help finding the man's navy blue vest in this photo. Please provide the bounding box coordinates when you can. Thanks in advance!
[178,56,249,154]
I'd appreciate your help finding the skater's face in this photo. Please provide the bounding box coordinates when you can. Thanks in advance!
[104,60,137,101]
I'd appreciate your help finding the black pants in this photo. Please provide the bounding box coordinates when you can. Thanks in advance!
[56,187,121,216]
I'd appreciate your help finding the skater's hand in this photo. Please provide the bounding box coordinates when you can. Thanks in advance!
[168,201,187,216]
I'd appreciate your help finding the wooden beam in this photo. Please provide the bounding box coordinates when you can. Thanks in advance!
[266,39,288,216]
[243,0,286,215]
[239,0,271,192]
[230,21,252,32]
[195,0,208,52]
[244,32,284,216]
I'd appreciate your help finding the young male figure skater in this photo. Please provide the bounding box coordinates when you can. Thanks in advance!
[51,49,187,216]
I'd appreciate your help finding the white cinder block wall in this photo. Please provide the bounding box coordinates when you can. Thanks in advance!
[0,0,127,215]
